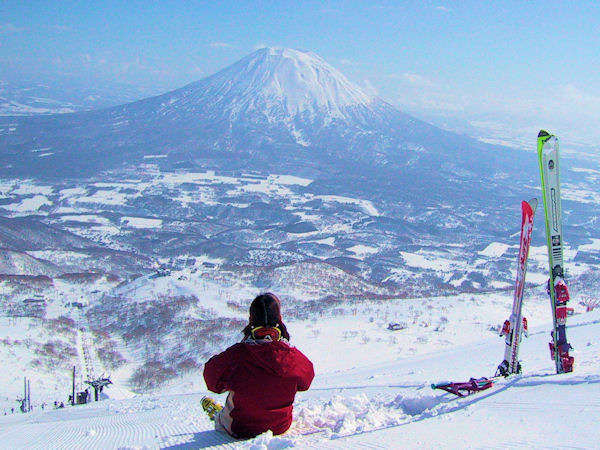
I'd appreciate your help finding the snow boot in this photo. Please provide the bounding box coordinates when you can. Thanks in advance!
[201,396,223,420]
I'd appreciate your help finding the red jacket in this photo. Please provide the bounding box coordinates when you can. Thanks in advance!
[204,339,314,439]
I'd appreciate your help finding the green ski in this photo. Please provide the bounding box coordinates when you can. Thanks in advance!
[537,130,573,374]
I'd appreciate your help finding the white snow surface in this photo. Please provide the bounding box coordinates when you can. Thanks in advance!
[2,291,599,448]
[578,238,600,252]
[167,47,375,124]
[121,216,163,229]
[478,242,511,258]
[400,250,467,272]
[3,195,52,214]
[346,244,379,259]
[75,190,131,206]
[561,184,600,204]
[316,195,379,216]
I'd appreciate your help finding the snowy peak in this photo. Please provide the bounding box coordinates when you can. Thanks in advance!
[175,47,375,120]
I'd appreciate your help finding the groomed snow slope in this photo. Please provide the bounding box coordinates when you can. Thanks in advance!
[1,310,599,448]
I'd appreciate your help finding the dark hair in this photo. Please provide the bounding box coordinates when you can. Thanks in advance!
[243,293,290,340]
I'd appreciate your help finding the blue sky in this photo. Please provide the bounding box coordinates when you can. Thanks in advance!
[1,0,599,146]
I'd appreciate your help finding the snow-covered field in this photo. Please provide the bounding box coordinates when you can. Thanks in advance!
[1,296,599,448]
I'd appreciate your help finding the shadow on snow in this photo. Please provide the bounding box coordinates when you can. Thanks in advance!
[162,430,238,449]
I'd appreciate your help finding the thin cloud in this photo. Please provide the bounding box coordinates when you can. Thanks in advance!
[209,42,234,49]
[370,4,395,10]
[403,72,435,88]
[51,24,73,32]
[557,83,600,107]
[394,78,600,147]
[435,6,452,12]
[189,66,204,77]
[120,57,147,73]
[362,79,378,96]
[0,23,24,34]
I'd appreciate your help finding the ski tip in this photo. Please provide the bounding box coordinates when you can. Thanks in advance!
[527,198,538,212]
[538,130,550,138]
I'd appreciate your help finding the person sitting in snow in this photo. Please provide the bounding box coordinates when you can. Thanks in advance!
[203,292,314,439]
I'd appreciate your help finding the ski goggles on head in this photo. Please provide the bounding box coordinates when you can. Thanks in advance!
[250,326,282,341]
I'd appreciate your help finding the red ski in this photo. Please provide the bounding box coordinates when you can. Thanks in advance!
[497,199,537,377]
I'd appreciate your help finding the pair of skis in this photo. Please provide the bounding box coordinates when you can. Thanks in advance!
[497,130,573,377]
[433,130,574,397]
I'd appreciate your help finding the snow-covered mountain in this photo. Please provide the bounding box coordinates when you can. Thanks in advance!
[168,47,374,121]
[0,47,517,180]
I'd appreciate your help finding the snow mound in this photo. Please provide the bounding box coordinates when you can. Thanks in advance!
[241,431,296,449]
[389,392,444,416]
[478,242,510,257]
[290,394,408,438]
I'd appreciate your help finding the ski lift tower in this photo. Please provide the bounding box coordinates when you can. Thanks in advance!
[84,376,112,401]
